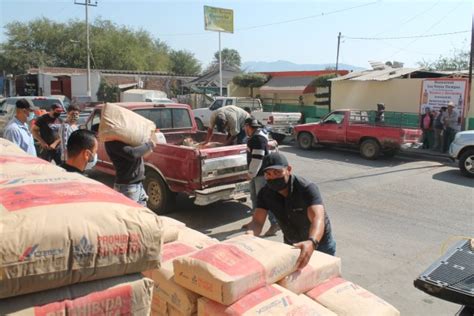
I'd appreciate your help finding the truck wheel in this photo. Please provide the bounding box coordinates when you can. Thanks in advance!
[270,132,286,144]
[144,170,175,215]
[298,132,313,150]
[459,149,474,178]
[383,148,399,158]
[360,139,380,160]
[195,118,205,131]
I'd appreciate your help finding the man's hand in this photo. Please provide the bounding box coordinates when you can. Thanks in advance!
[293,240,314,270]
[39,141,50,150]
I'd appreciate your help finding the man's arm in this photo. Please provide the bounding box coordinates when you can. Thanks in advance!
[294,204,325,269]
[4,127,21,146]
[224,134,237,146]
[31,124,49,149]
[106,141,154,161]
[248,137,267,178]
[247,208,268,236]
[203,127,214,144]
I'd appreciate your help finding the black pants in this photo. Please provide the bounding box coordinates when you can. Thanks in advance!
[40,148,62,165]
[443,127,456,153]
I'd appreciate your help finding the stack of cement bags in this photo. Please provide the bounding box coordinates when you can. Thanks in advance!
[0,139,163,315]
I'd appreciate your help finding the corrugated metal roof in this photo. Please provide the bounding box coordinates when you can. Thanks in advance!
[331,67,423,82]
[259,76,315,93]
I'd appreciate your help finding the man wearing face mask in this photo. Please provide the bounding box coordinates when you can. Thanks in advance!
[203,105,250,146]
[4,99,39,156]
[105,138,157,206]
[32,103,64,164]
[247,152,336,270]
[60,129,98,173]
[52,104,81,163]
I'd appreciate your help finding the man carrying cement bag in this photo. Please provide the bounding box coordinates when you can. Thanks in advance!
[246,152,336,270]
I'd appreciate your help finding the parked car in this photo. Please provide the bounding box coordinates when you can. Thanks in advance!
[85,102,277,214]
[193,97,301,143]
[0,96,66,136]
[449,130,474,178]
[293,109,422,159]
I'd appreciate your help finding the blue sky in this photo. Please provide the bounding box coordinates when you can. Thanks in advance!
[0,0,472,69]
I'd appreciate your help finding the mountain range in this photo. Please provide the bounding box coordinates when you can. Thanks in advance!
[241,60,366,72]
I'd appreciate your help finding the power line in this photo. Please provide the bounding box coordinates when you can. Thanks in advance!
[344,30,469,40]
[157,1,381,37]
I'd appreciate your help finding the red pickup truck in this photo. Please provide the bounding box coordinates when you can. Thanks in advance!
[85,102,254,214]
[294,110,422,159]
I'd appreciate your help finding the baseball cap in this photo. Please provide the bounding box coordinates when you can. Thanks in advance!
[262,152,289,171]
[245,117,261,128]
[16,99,39,111]
[447,101,454,107]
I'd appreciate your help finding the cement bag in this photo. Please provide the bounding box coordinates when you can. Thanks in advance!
[0,154,65,179]
[143,241,203,315]
[278,250,341,294]
[0,137,29,155]
[161,216,186,244]
[197,284,336,316]
[0,274,153,316]
[173,234,300,305]
[98,102,156,146]
[177,227,219,249]
[305,277,400,316]
[0,172,163,298]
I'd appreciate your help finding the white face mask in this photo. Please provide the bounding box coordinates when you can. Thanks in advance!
[85,152,98,170]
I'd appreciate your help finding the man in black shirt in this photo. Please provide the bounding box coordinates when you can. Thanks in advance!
[32,103,63,164]
[105,139,156,206]
[248,152,336,269]
[60,130,98,173]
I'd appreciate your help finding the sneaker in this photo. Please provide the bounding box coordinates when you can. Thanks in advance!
[263,224,280,236]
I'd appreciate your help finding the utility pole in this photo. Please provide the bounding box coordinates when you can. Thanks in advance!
[335,32,341,73]
[74,0,97,98]
[219,32,223,96]
[467,13,473,131]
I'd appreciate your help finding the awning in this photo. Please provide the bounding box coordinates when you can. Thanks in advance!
[118,83,138,89]
[259,76,316,94]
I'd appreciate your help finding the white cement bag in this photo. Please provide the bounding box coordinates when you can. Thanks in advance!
[98,102,156,146]
[0,137,30,156]
[160,216,186,244]
[197,284,336,316]
[0,153,65,179]
[177,227,219,249]
[305,277,400,316]
[0,172,163,298]
[278,250,341,294]
[173,234,300,305]
[0,274,154,316]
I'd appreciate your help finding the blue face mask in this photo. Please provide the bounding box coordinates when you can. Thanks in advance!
[27,111,35,122]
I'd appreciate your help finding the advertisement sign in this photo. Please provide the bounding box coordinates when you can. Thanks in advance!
[204,5,234,33]
[419,78,467,128]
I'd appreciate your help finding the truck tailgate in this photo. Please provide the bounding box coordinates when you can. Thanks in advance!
[199,145,248,184]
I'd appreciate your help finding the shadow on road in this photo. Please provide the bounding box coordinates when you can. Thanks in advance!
[432,169,474,188]
[280,145,410,169]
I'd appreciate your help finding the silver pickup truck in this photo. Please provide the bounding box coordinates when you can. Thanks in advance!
[449,130,474,178]
[193,97,302,143]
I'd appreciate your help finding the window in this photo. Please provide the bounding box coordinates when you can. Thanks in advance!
[89,110,101,133]
[172,109,192,128]
[210,100,223,111]
[225,99,234,105]
[323,112,345,124]
[134,108,191,130]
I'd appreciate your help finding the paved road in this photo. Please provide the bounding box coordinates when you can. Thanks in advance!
[89,144,473,316]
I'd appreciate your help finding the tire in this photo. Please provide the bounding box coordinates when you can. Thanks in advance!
[297,132,314,150]
[195,118,205,131]
[360,139,380,160]
[459,149,474,178]
[270,132,286,144]
[143,170,175,215]
[382,148,399,158]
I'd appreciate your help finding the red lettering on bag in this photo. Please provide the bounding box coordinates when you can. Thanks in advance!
[306,277,347,299]
[0,182,140,211]
[34,285,133,316]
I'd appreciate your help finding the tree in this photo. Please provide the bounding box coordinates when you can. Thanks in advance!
[213,48,241,68]
[97,79,121,102]
[0,18,170,74]
[232,73,268,97]
[169,50,201,75]
[418,48,469,71]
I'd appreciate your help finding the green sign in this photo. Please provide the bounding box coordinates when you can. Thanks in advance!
[204,5,234,33]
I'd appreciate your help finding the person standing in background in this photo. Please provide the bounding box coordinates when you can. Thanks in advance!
[442,102,459,153]
[32,103,64,164]
[433,106,446,152]
[3,99,39,156]
[420,107,434,149]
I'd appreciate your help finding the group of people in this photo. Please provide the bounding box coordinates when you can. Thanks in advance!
[202,105,336,268]
[420,101,459,152]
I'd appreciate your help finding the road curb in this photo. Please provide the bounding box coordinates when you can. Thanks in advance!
[398,150,453,163]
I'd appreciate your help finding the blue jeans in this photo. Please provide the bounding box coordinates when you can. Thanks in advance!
[114,182,148,206]
[250,176,278,225]
[317,234,337,256]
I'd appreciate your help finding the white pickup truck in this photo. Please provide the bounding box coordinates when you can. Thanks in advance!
[449,130,474,178]
[193,97,302,143]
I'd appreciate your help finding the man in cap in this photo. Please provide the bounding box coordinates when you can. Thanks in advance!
[375,103,385,123]
[241,117,280,236]
[60,129,98,174]
[3,99,38,156]
[32,103,64,164]
[442,101,459,153]
[203,105,250,146]
[247,152,336,269]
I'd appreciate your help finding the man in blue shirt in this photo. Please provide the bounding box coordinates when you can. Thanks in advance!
[4,99,38,156]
